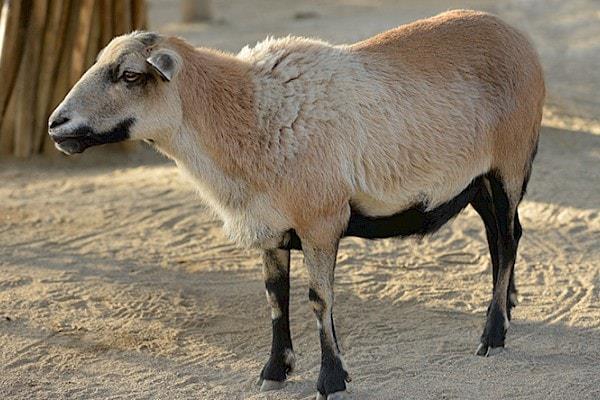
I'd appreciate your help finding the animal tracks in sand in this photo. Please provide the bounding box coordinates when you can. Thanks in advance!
[1,127,599,399]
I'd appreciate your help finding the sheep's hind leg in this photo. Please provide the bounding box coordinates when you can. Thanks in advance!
[476,175,520,356]
[471,179,518,321]
[258,249,295,391]
[508,210,522,319]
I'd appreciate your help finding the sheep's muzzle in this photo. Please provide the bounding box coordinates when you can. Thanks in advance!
[49,118,135,155]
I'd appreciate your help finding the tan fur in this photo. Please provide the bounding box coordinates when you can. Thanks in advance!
[352,9,544,206]
[51,10,544,249]
[166,38,260,182]
[50,11,545,393]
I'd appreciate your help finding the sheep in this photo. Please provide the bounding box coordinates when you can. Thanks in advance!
[48,9,545,399]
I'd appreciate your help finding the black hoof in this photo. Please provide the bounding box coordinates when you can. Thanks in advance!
[259,349,295,385]
[476,342,504,357]
[477,300,507,357]
[317,355,349,397]
[259,379,286,392]
[316,391,348,399]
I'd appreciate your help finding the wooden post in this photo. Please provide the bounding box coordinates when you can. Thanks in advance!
[0,0,29,155]
[13,0,48,157]
[0,0,9,58]
[0,0,147,157]
[132,0,147,32]
[33,0,70,152]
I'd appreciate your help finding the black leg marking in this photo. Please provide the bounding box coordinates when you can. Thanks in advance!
[513,209,523,242]
[477,173,519,356]
[330,311,341,353]
[310,288,349,396]
[470,180,500,292]
[506,209,522,320]
[472,178,521,322]
[280,229,302,250]
[303,241,349,397]
[317,333,349,396]
[259,249,295,388]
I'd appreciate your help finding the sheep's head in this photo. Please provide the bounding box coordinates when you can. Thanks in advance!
[48,31,182,155]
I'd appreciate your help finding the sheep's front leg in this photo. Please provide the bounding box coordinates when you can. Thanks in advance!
[258,248,295,391]
[304,240,350,399]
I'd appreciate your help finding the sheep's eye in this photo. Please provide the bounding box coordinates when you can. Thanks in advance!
[122,71,140,83]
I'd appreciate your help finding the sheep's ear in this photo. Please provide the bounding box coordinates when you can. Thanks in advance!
[146,49,181,82]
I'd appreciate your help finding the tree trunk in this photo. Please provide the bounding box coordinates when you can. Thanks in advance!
[0,0,147,157]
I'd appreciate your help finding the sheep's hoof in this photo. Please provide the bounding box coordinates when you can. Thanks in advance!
[475,342,487,356]
[260,379,286,392]
[476,343,504,357]
[316,391,348,400]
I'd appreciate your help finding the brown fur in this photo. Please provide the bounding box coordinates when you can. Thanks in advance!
[164,38,354,241]
[353,9,544,205]
[149,10,545,244]
[49,11,546,395]
[169,10,544,240]
[51,10,544,244]
[166,38,261,183]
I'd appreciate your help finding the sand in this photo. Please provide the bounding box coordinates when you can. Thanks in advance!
[1,1,599,399]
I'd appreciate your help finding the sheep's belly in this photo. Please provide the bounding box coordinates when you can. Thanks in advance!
[350,192,415,218]
[346,175,483,239]
[281,174,484,251]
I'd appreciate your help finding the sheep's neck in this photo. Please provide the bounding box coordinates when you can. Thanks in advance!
[175,44,268,186]
[163,42,272,212]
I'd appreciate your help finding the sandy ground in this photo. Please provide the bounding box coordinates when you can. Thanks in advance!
[1,1,599,399]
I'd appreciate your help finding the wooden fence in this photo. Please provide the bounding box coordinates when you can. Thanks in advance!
[0,0,146,157]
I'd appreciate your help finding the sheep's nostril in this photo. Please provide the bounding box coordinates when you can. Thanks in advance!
[49,115,70,130]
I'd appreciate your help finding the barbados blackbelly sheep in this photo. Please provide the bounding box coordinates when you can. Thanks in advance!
[49,10,544,399]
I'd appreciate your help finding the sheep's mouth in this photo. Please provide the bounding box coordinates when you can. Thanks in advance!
[53,136,91,155]
[50,118,135,155]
